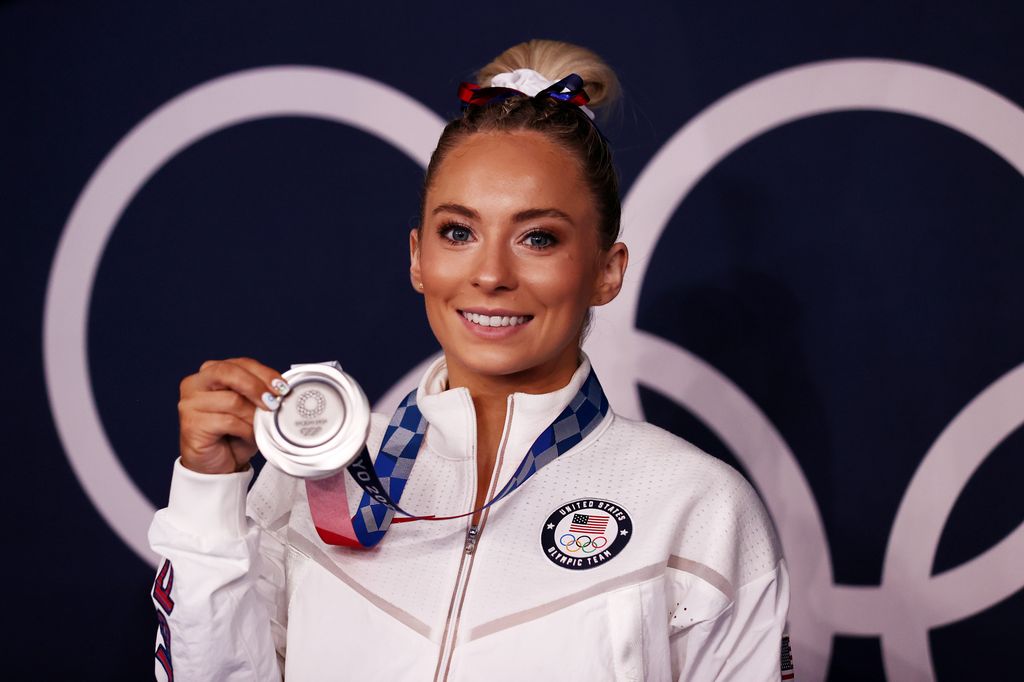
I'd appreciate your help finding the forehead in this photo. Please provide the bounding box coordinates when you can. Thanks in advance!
[426,131,595,221]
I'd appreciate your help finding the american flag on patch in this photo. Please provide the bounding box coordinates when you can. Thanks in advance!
[570,514,609,535]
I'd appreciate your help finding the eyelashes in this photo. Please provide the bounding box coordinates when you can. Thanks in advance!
[436,221,559,250]
[437,221,473,245]
[523,230,558,249]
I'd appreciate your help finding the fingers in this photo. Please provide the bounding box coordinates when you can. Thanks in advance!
[178,357,286,474]
[179,409,257,473]
[180,411,254,445]
[183,358,288,411]
[207,413,253,441]
[180,390,259,425]
[228,357,287,394]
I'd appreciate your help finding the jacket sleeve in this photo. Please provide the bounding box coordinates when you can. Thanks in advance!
[671,559,791,681]
[148,459,293,682]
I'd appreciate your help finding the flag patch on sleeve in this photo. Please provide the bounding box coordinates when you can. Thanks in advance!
[781,633,795,680]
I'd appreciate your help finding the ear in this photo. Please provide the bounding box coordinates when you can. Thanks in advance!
[590,242,628,307]
[409,227,423,293]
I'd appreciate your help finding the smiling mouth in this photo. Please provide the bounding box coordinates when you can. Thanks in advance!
[459,310,533,328]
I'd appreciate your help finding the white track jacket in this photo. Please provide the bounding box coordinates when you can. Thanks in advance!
[149,357,791,681]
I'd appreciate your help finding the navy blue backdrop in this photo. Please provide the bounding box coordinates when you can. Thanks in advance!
[3,1,1022,679]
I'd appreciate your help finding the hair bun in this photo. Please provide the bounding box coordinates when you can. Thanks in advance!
[476,39,620,110]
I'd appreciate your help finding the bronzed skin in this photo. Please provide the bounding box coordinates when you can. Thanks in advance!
[178,357,284,474]
[411,131,627,516]
[178,130,628,518]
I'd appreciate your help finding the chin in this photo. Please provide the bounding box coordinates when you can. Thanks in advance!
[445,334,582,382]
[450,346,540,378]
[429,311,582,382]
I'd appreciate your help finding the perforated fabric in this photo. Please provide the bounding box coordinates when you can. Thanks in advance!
[149,354,790,681]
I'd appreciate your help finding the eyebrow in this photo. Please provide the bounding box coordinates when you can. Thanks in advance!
[431,203,574,225]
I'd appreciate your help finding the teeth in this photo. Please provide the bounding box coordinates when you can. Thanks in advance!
[461,311,530,327]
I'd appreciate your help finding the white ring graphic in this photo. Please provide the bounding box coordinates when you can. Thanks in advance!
[45,60,1024,681]
[43,67,444,567]
[589,59,1024,681]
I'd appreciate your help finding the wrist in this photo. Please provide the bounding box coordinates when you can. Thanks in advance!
[164,458,253,541]
[180,454,248,476]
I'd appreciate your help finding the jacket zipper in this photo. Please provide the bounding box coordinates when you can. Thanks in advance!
[433,396,515,681]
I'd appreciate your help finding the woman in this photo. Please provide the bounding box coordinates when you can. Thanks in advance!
[150,40,790,681]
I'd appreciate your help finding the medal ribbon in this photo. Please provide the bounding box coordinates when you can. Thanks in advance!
[306,370,609,548]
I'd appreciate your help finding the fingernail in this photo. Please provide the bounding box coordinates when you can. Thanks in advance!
[271,378,290,396]
[262,391,281,411]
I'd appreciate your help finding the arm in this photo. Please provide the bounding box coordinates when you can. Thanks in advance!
[148,357,292,680]
[671,559,790,681]
[664,451,792,681]
[148,459,290,682]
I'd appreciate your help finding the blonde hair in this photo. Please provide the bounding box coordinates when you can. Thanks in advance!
[476,39,621,110]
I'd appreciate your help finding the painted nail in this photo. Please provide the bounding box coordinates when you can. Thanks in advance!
[271,378,290,395]
[261,391,281,411]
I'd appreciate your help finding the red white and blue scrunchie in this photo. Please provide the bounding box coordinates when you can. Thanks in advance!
[458,68,595,120]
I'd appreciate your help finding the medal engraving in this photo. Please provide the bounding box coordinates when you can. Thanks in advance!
[276,382,345,447]
[254,362,370,479]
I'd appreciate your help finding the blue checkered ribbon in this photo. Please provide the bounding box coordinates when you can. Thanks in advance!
[345,369,609,547]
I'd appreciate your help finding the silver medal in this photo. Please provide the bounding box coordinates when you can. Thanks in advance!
[254,362,370,479]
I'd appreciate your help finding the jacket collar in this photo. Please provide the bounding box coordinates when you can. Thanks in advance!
[415,353,595,465]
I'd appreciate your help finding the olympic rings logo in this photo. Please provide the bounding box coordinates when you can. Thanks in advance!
[558,533,609,554]
[45,61,1024,681]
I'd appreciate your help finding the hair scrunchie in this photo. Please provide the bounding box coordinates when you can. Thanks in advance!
[458,69,595,120]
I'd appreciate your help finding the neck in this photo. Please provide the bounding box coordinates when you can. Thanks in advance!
[443,345,582,522]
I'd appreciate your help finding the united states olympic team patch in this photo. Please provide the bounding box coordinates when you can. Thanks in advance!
[541,498,632,570]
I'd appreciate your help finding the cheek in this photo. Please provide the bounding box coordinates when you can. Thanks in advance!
[418,251,470,330]
[522,255,596,313]
[419,245,460,289]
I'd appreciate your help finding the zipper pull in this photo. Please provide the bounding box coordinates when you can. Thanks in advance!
[464,525,479,554]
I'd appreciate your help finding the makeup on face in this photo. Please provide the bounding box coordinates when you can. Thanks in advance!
[412,130,610,391]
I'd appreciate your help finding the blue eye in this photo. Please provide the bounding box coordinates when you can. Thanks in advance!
[524,231,557,249]
[439,223,473,244]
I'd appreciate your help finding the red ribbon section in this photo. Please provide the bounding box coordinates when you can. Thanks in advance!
[305,474,362,548]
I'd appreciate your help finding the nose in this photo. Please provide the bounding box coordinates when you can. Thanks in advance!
[470,238,516,293]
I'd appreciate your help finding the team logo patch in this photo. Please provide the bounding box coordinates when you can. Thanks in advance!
[541,498,632,570]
